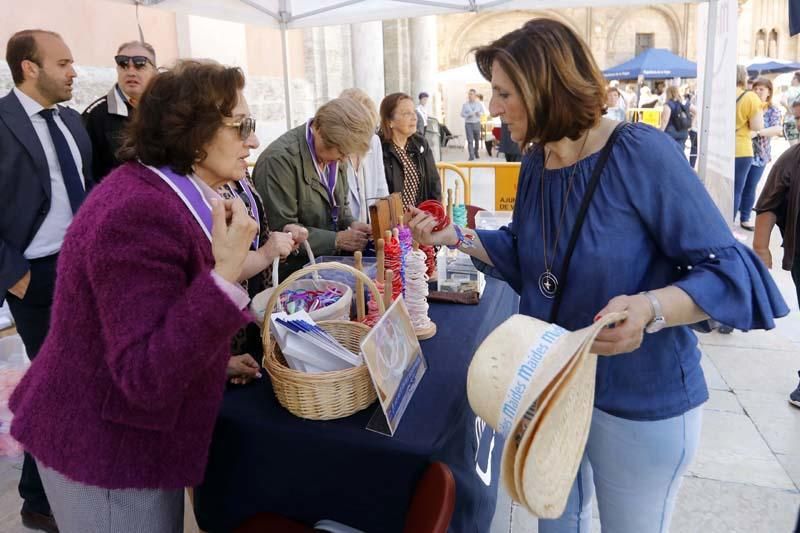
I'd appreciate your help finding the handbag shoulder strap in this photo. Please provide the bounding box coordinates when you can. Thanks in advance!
[549,122,628,323]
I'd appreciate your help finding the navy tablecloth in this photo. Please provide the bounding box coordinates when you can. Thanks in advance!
[194,279,519,533]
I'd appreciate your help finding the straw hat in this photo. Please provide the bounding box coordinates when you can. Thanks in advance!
[466,312,625,518]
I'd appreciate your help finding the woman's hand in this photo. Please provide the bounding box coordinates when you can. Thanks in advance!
[212,198,259,283]
[754,247,772,269]
[405,207,458,247]
[283,224,309,247]
[350,221,372,234]
[262,231,296,262]
[226,354,262,385]
[591,294,654,356]
[336,228,369,252]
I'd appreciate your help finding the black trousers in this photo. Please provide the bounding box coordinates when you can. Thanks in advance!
[6,254,57,516]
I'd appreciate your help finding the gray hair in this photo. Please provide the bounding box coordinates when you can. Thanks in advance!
[117,40,156,65]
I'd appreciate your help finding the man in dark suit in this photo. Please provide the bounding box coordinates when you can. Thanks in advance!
[0,29,93,533]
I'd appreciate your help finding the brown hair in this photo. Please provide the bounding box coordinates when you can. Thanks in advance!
[118,60,245,175]
[5,29,61,85]
[751,77,773,104]
[116,40,157,65]
[378,92,414,140]
[312,97,374,156]
[474,18,606,145]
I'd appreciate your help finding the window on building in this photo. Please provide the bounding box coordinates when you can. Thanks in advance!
[755,29,766,57]
[768,29,779,58]
[635,33,655,56]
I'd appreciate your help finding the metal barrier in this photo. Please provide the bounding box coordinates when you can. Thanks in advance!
[435,162,471,205]
[626,107,662,128]
[437,161,521,211]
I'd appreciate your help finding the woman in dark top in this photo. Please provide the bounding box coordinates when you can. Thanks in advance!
[379,92,442,209]
[408,19,787,532]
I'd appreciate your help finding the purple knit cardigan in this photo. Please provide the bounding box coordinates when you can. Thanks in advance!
[10,162,251,489]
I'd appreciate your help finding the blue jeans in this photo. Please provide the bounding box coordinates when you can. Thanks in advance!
[739,164,766,223]
[465,122,481,160]
[733,156,754,222]
[539,406,703,533]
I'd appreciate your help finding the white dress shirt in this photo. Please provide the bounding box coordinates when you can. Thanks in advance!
[14,87,84,259]
[416,104,428,127]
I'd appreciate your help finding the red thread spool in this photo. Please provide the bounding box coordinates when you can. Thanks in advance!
[417,200,450,232]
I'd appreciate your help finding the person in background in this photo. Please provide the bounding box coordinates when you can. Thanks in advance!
[0,29,93,533]
[609,80,627,113]
[623,83,638,109]
[498,120,521,162]
[461,88,482,160]
[9,59,272,533]
[753,113,800,408]
[252,98,374,277]
[340,88,389,224]
[416,91,429,136]
[734,64,765,238]
[741,78,783,232]
[685,87,699,169]
[379,92,442,209]
[782,73,800,147]
[638,86,658,108]
[82,41,157,182]
[604,87,626,122]
[409,18,786,532]
[660,85,691,153]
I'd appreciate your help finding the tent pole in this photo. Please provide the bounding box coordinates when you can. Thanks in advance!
[697,0,718,186]
[281,21,293,130]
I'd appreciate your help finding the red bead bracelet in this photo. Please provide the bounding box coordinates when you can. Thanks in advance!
[417,200,451,232]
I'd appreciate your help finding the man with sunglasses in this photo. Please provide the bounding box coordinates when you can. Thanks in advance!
[82,41,157,182]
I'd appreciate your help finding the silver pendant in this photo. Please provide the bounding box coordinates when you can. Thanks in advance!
[538,270,558,299]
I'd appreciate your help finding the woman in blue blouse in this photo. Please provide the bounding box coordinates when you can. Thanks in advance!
[409,19,787,533]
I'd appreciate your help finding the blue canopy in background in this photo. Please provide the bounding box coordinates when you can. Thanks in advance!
[603,48,697,80]
[747,57,800,76]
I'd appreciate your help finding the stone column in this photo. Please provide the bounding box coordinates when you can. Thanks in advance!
[383,19,410,94]
[351,20,386,107]
[409,16,438,104]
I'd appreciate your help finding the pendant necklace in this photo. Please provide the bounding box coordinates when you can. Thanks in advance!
[538,132,590,299]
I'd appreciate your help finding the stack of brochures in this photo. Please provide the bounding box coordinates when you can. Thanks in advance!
[270,311,363,373]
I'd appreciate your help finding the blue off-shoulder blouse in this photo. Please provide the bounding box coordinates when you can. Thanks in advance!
[476,123,788,421]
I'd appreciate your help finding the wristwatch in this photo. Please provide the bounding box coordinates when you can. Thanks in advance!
[641,291,667,333]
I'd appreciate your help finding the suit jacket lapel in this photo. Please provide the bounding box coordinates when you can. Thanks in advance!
[0,91,51,198]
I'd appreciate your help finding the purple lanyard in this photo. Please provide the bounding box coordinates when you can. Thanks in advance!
[154,166,259,249]
[305,120,340,229]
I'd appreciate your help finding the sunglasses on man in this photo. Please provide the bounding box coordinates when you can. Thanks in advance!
[114,55,154,70]
[223,116,257,141]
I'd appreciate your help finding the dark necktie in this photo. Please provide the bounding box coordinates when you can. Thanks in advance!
[39,108,85,213]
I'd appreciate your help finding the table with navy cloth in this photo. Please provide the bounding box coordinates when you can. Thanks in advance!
[194,278,519,533]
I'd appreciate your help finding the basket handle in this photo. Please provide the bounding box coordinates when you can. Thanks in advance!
[262,262,386,346]
[271,239,318,289]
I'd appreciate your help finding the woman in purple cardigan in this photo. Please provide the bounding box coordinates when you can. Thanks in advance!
[9,60,293,532]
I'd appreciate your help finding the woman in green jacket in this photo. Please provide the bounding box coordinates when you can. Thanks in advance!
[252,98,375,275]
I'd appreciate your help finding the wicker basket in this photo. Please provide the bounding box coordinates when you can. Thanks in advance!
[262,262,385,420]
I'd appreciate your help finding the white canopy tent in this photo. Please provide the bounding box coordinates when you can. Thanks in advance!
[107,0,735,215]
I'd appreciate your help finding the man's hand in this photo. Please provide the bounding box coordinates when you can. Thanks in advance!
[8,271,30,299]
